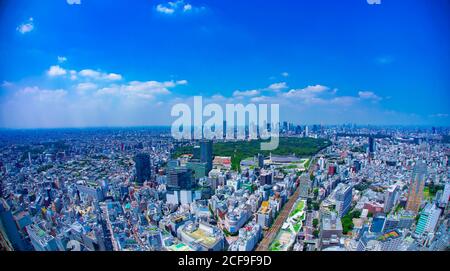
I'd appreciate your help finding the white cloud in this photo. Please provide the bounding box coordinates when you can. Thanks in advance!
[156,5,175,14]
[156,1,204,15]
[209,94,226,101]
[0,65,192,128]
[67,0,81,5]
[1,81,13,88]
[46,66,177,99]
[268,82,288,92]
[79,69,122,81]
[231,82,288,100]
[126,81,175,93]
[57,56,67,63]
[79,69,102,78]
[69,70,77,80]
[175,79,188,85]
[3,62,412,128]
[281,72,289,77]
[47,65,67,76]
[183,4,192,11]
[328,96,358,106]
[76,82,97,93]
[18,86,67,102]
[17,18,34,34]
[279,84,359,106]
[47,67,123,81]
[283,85,329,98]
[429,113,448,118]
[233,89,260,97]
[105,73,123,81]
[250,96,270,103]
[95,80,186,100]
[358,91,381,101]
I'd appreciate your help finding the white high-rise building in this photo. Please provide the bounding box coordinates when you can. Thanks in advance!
[180,190,193,205]
[415,203,441,235]
[318,156,325,171]
[439,182,450,208]
[384,185,400,213]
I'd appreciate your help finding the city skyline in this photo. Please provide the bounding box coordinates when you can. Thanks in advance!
[1,0,449,128]
[1,0,449,256]
[1,124,448,252]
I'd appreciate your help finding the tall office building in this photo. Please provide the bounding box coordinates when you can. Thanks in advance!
[370,214,386,233]
[223,121,227,139]
[134,153,151,185]
[415,203,441,235]
[383,215,399,233]
[335,183,352,218]
[257,201,273,229]
[406,161,427,213]
[257,153,264,168]
[384,185,400,213]
[259,172,272,185]
[200,140,213,173]
[186,161,208,179]
[368,136,375,154]
[439,182,450,208]
[0,199,28,250]
[167,167,195,190]
[282,121,288,132]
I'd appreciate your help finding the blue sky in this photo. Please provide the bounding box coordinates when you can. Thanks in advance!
[0,0,449,128]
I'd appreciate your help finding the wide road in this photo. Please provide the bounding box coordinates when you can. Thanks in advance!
[255,154,321,251]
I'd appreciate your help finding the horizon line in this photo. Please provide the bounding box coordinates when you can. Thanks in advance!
[1,124,450,131]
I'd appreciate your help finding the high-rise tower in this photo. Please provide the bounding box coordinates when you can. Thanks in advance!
[200,140,213,173]
[406,161,427,213]
[134,153,151,185]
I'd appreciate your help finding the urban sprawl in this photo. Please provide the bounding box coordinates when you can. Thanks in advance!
[0,124,449,251]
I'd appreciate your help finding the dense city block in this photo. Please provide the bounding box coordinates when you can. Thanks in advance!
[0,125,448,251]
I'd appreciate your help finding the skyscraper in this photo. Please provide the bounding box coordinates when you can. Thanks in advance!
[406,161,427,213]
[186,161,208,179]
[200,140,213,173]
[223,120,227,139]
[134,153,151,185]
[259,172,272,186]
[415,203,441,235]
[167,167,195,190]
[0,199,28,250]
[368,136,375,154]
[335,183,352,217]
[370,214,386,233]
[439,182,450,208]
[257,153,264,168]
[384,185,400,213]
